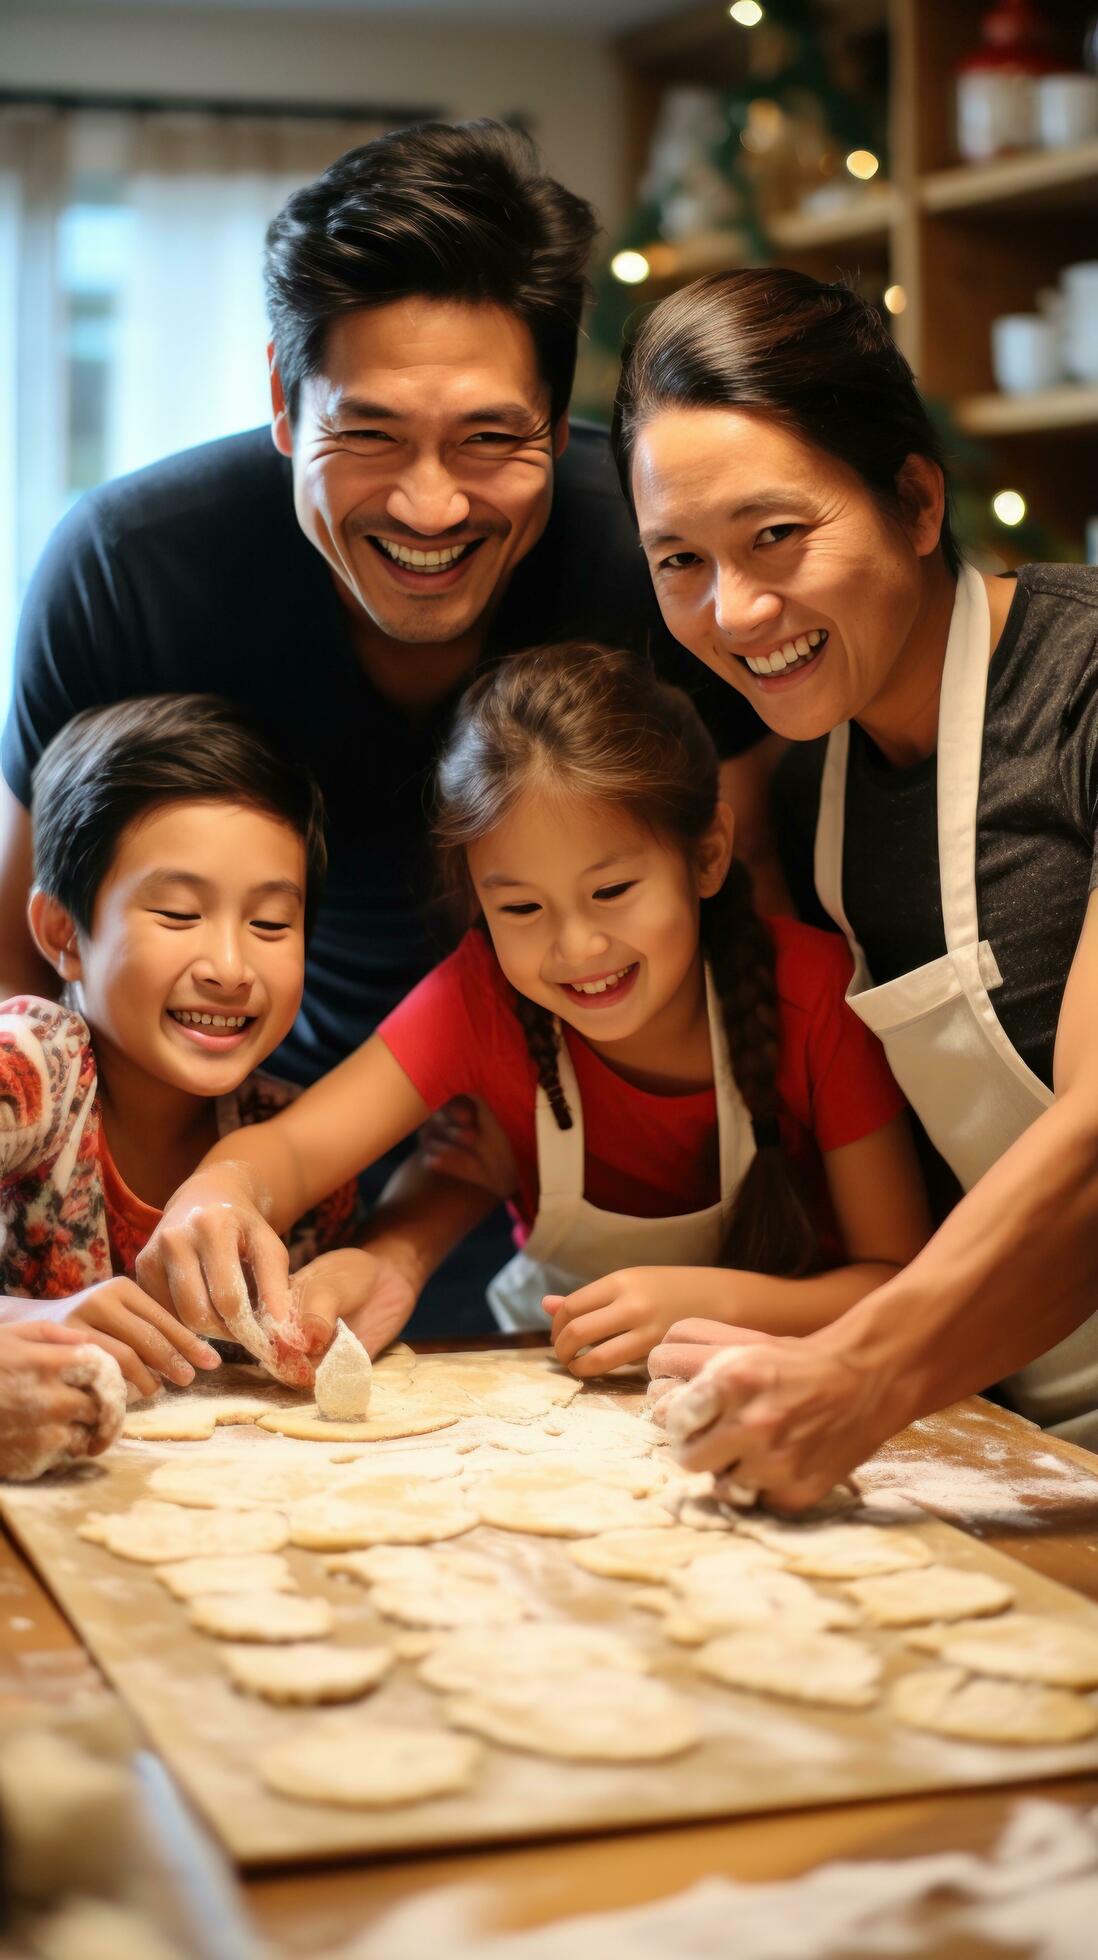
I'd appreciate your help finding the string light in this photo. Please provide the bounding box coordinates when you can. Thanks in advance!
[992,490,1027,527]
[883,284,907,314]
[845,149,880,180]
[610,250,651,286]
[729,2,765,24]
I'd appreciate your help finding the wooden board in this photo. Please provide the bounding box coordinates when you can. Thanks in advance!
[6,1354,1098,1869]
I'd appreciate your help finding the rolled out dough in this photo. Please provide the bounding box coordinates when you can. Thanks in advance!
[419,1622,650,1695]
[445,1668,699,1762]
[569,1527,735,1583]
[665,1559,857,1644]
[260,1720,482,1807]
[909,1612,1098,1688]
[188,1589,333,1642]
[889,1666,1098,1745]
[223,1642,392,1703]
[259,1404,458,1443]
[325,1544,497,1587]
[696,1629,882,1708]
[474,1474,672,1539]
[79,1501,288,1563]
[845,1566,1014,1628]
[370,1572,531,1629]
[154,1552,296,1600]
[738,1517,933,1580]
[146,1452,343,1509]
[289,1478,478,1549]
[122,1394,276,1441]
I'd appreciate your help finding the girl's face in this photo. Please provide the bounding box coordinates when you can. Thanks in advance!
[467,789,731,1052]
[631,407,937,742]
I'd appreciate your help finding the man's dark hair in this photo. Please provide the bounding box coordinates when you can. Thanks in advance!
[264,119,598,426]
[31,695,327,937]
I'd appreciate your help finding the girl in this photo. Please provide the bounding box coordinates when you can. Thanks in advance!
[145,642,930,1374]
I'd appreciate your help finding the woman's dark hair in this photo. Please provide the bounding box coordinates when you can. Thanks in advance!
[264,119,598,427]
[612,267,960,574]
[434,641,818,1277]
[31,694,327,937]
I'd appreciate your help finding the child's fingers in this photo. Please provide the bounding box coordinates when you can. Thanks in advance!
[7,1320,88,1350]
[565,1329,650,1379]
[552,1301,634,1367]
[243,1223,293,1325]
[136,1236,223,1337]
[548,1276,615,1325]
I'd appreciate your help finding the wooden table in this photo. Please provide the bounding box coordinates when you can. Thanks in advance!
[4,1392,1098,1953]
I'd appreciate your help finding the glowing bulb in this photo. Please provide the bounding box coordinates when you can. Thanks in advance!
[729,2,765,23]
[883,284,907,315]
[610,250,651,286]
[845,149,880,181]
[992,490,1026,527]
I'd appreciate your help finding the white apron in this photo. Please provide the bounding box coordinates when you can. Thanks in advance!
[487,969,757,1333]
[813,561,1098,1443]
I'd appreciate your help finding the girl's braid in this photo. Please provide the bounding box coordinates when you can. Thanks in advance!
[512,990,574,1131]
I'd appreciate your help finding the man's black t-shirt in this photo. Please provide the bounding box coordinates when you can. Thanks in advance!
[6,423,762,1082]
[773,564,1098,1092]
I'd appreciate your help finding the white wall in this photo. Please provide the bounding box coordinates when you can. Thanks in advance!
[0,3,630,234]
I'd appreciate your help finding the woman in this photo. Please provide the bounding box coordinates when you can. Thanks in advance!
[610,267,1098,1501]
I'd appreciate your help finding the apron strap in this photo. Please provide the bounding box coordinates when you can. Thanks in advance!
[937,562,991,954]
[813,721,872,980]
[706,964,757,1225]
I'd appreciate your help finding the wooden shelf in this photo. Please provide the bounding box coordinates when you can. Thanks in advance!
[769,187,895,251]
[920,140,1098,217]
[956,384,1098,436]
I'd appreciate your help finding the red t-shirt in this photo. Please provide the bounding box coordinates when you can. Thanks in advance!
[379,920,905,1246]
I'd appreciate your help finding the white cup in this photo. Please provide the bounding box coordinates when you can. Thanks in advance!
[1035,73,1098,148]
[1061,259,1098,300]
[990,313,1063,394]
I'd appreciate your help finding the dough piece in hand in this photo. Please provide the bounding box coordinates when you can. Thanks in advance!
[445,1669,699,1761]
[155,1552,296,1600]
[261,1719,482,1807]
[665,1556,857,1644]
[122,1393,275,1441]
[846,1566,1014,1628]
[147,1452,343,1509]
[889,1666,1098,1745]
[259,1403,457,1443]
[696,1629,882,1708]
[738,1517,934,1580]
[223,1642,391,1703]
[290,1477,478,1549]
[188,1590,333,1642]
[79,1500,288,1562]
[909,1612,1098,1688]
[419,1622,650,1694]
[315,1320,373,1420]
[474,1471,672,1539]
[570,1526,764,1584]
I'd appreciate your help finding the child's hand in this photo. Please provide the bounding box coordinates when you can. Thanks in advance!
[289,1249,417,1362]
[64,1278,222,1399]
[0,1321,103,1477]
[544,1267,697,1377]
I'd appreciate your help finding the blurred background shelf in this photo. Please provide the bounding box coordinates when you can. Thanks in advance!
[920,139,1098,216]
[957,385,1098,436]
[769,186,895,249]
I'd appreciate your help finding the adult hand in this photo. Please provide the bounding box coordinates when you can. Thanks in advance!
[545,1268,705,1377]
[418,1097,518,1200]
[65,1277,222,1398]
[0,1321,102,1477]
[649,1318,886,1511]
[288,1248,417,1362]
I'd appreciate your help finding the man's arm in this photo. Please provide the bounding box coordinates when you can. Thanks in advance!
[0,781,55,1002]
[719,735,793,917]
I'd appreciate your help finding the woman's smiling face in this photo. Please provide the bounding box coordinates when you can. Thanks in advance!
[631,406,935,742]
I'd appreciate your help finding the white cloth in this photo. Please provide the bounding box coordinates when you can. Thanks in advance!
[487,968,755,1332]
[813,562,1098,1440]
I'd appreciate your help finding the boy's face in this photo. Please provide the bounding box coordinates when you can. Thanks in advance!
[73,799,307,1102]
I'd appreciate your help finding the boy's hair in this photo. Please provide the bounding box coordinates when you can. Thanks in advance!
[433,641,818,1279]
[263,119,598,426]
[31,695,327,936]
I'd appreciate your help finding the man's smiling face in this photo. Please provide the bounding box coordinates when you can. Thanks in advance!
[272,296,565,649]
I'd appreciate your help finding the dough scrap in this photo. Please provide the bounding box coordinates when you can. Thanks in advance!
[419,1622,650,1694]
[122,1394,275,1441]
[315,1320,373,1421]
[222,1642,391,1703]
[570,1526,762,1584]
[155,1552,296,1600]
[289,1477,478,1549]
[889,1666,1098,1745]
[846,1566,1014,1628]
[909,1612,1098,1688]
[474,1473,672,1539]
[146,1452,343,1509]
[696,1629,882,1708]
[79,1501,288,1563]
[188,1589,333,1642]
[259,1403,457,1443]
[260,1719,482,1807]
[446,1668,699,1761]
[738,1517,934,1579]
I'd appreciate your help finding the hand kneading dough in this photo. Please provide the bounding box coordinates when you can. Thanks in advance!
[314,1321,373,1420]
[80,1501,288,1562]
[738,1517,933,1579]
[122,1394,276,1441]
[889,1666,1098,1745]
[155,1552,296,1600]
[696,1629,882,1708]
[260,1720,482,1807]
[419,1622,650,1694]
[146,1452,343,1509]
[223,1642,391,1703]
[188,1589,333,1642]
[845,1566,1014,1628]
[569,1526,737,1583]
[474,1472,671,1539]
[909,1612,1098,1688]
[445,1668,699,1761]
[289,1478,477,1549]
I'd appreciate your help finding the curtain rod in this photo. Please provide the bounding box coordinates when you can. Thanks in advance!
[0,87,442,124]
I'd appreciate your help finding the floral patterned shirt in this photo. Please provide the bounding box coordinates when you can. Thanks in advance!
[0,998,357,1300]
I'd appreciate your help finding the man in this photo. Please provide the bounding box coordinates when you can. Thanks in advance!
[2,120,768,1329]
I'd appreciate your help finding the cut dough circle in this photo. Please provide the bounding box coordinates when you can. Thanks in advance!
[122,1394,275,1441]
[419,1622,650,1695]
[889,1666,1098,1745]
[474,1476,671,1540]
[738,1517,933,1580]
[325,1544,497,1587]
[910,1612,1098,1688]
[845,1566,1014,1628]
[155,1553,296,1601]
[146,1453,342,1510]
[665,1561,857,1644]
[289,1478,478,1550]
[80,1501,288,1563]
[467,1453,664,1497]
[188,1590,334,1642]
[260,1720,482,1807]
[696,1629,882,1708]
[569,1527,735,1583]
[259,1404,458,1443]
[370,1573,531,1629]
[223,1642,391,1703]
[445,1668,699,1762]
[314,1321,373,1421]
